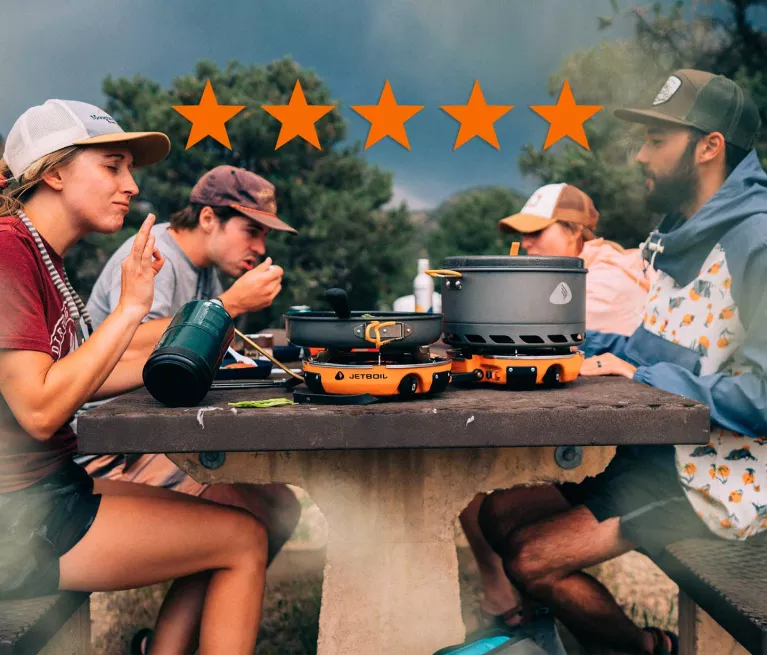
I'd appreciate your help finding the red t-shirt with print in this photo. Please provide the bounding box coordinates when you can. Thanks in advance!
[0,216,79,492]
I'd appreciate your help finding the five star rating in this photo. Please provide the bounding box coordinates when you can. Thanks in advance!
[172,79,603,152]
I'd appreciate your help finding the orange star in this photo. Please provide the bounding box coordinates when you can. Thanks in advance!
[529,80,603,150]
[261,80,335,150]
[172,80,245,150]
[351,80,424,150]
[440,81,513,150]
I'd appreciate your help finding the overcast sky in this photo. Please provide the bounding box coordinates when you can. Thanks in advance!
[0,0,671,208]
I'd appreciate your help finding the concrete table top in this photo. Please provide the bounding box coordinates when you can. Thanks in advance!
[76,376,709,454]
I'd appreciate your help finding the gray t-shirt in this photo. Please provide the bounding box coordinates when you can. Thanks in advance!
[87,223,224,328]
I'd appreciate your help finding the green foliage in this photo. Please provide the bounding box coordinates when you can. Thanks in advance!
[519,40,670,248]
[65,58,417,327]
[518,0,767,248]
[426,186,526,265]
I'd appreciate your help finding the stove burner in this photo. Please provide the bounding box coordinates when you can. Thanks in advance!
[449,349,583,389]
[299,347,452,400]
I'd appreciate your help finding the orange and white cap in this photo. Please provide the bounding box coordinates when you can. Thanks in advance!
[499,183,599,234]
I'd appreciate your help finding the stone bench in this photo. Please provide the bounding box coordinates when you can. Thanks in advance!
[655,536,766,655]
[0,592,90,654]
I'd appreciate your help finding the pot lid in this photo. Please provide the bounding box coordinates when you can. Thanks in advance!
[443,255,584,269]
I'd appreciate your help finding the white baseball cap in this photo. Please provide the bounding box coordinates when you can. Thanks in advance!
[3,99,171,179]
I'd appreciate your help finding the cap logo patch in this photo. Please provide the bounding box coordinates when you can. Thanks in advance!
[652,76,682,106]
[89,113,117,124]
[524,191,544,210]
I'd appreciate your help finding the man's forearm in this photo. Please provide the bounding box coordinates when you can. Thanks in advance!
[121,317,173,361]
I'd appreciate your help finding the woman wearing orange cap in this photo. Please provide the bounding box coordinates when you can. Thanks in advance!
[499,183,652,336]
[0,100,267,654]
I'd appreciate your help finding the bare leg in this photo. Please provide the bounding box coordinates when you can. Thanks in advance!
[202,483,301,563]
[459,494,521,620]
[94,479,300,652]
[93,480,209,653]
[496,501,652,654]
[61,479,267,655]
[478,485,572,552]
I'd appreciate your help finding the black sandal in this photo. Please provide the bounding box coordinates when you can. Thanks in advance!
[130,627,153,655]
[644,627,679,654]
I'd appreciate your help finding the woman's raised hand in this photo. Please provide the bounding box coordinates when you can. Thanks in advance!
[118,214,165,319]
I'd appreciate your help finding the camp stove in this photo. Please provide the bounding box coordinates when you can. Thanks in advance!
[448,345,583,389]
[295,346,452,405]
[425,250,588,390]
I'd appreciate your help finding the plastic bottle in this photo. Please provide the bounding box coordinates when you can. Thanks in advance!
[414,258,434,313]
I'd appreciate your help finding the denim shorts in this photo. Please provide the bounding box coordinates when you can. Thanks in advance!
[0,460,101,599]
[557,445,713,556]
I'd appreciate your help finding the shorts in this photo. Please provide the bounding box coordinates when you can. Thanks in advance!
[557,445,714,557]
[75,454,207,496]
[0,461,101,599]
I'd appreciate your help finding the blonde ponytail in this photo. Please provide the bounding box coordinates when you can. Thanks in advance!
[0,147,82,215]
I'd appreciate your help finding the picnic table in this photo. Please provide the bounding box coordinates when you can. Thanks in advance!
[77,355,709,655]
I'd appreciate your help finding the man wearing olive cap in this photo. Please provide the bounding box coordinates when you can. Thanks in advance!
[477,70,766,654]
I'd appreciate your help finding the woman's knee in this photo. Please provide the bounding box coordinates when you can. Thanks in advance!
[218,509,269,570]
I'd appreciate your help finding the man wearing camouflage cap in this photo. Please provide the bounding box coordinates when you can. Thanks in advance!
[476,70,766,654]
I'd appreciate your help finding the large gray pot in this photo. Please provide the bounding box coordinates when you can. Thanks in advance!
[429,255,587,351]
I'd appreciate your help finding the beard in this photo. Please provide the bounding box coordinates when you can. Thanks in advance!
[644,138,701,215]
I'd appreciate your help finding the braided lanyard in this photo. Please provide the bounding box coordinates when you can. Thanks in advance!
[16,209,93,346]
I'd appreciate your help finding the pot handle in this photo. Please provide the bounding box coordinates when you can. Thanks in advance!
[425,269,463,279]
[364,321,399,348]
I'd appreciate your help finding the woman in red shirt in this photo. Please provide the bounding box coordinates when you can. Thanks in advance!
[0,100,267,654]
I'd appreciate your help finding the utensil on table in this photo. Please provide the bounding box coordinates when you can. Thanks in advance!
[234,329,305,382]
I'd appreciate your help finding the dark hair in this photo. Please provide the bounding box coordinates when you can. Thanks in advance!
[687,128,749,177]
[170,204,239,230]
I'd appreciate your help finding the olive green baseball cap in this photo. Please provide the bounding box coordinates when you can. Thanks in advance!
[614,69,761,150]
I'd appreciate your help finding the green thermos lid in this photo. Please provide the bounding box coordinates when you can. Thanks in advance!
[143,299,234,407]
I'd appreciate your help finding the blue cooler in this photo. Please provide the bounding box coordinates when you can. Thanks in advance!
[434,629,549,654]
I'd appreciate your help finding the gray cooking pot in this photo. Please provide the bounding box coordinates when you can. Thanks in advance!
[428,255,587,351]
